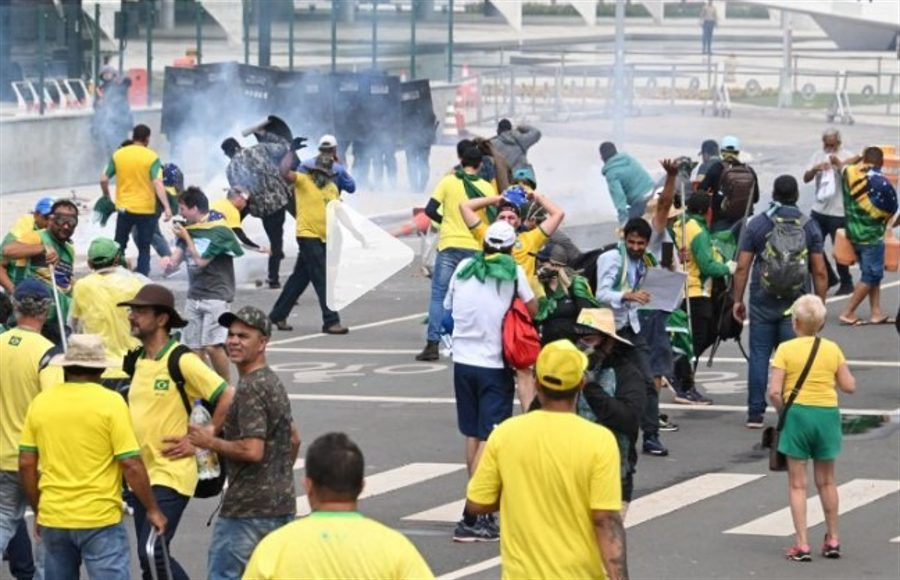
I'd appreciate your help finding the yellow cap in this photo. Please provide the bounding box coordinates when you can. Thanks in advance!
[535,340,589,391]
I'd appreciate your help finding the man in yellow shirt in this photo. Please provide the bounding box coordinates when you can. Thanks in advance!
[0,196,53,311]
[467,340,628,580]
[210,188,269,253]
[70,237,147,394]
[99,124,173,276]
[243,432,433,580]
[416,144,494,361]
[0,280,63,562]
[117,284,234,580]
[269,142,350,335]
[18,333,165,579]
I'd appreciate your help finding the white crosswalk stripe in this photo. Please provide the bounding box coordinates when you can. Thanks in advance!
[891,536,900,543]
[404,499,466,523]
[295,462,465,516]
[724,478,900,536]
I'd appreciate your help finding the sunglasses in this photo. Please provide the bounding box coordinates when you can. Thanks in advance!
[52,215,78,227]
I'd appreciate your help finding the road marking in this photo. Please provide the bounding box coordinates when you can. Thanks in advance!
[891,536,900,543]
[724,478,900,536]
[268,312,426,346]
[438,557,502,580]
[293,458,304,470]
[286,393,900,417]
[270,347,421,354]
[437,473,766,578]
[404,499,466,523]
[824,280,900,303]
[625,473,765,527]
[295,462,465,516]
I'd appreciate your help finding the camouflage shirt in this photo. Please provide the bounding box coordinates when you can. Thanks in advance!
[225,143,293,219]
[220,365,296,518]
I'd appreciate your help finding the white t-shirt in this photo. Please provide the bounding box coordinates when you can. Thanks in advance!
[444,259,535,369]
[808,148,849,217]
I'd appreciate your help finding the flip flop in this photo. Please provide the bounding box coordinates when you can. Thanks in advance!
[869,317,896,325]
[839,316,866,326]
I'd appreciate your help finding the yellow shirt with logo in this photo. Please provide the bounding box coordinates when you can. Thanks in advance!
[673,217,710,298]
[211,198,243,230]
[8,214,35,240]
[243,512,434,580]
[106,144,162,215]
[128,339,226,496]
[471,222,548,280]
[19,381,141,528]
[772,336,845,407]
[467,411,622,580]
[295,172,339,241]
[0,328,62,471]
[70,268,144,380]
[431,173,492,252]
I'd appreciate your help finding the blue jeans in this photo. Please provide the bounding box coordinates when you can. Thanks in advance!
[6,520,35,580]
[269,237,339,329]
[747,315,794,417]
[131,221,171,259]
[426,248,475,341]
[207,515,294,580]
[702,21,715,54]
[125,485,190,580]
[114,211,157,276]
[42,522,129,580]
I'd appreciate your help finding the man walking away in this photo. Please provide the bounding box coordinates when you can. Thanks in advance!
[243,433,434,579]
[700,0,718,55]
[803,129,856,296]
[188,306,300,579]
[732,175,827,428]
[118,284,235,580]
[467,340,627,580]
[0,281,63,570]
[698,135,759,233]
[695,140,720,187]
[101,124,173,276]
[18,334,166,580]
[600,142,655,226]
[489,118,542,176]
[169,187,245,383]
[839,147,899,326]
[416,144,494,361]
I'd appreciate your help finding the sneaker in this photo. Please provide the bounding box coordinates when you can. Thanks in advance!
[415,341,440,362]
[672,389,694,405]
[834,283,854,296]
[746,415,765,429]
[323,323,350,335]
[273,320,293,332]
[452,518,499,543]
[266,279,281,289]
[658,414,680,432]
[481,514,500,536]
[785,544,812,562]
[685,388,713,405]
[821,535,841,559]
[642,435,669,456]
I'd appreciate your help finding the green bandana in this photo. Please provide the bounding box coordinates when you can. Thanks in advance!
[456,252,517,283]
[455,169,498,222]
[535,275,598,321]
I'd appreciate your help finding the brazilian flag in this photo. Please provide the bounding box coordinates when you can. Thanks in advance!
[666,309,693,361]
[185,214,244,259]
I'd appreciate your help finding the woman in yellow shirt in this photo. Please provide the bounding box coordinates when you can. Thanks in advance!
[767,294,856,562]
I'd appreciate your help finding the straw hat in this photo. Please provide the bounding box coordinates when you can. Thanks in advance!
[49,334,120,369]
[573,308,634,346]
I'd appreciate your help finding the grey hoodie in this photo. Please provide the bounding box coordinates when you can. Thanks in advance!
[489,125,542,173]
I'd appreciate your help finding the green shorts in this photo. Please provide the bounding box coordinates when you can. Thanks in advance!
[778,404,842,461]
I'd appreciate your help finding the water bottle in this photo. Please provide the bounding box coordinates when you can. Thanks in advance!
[190,400,220,480]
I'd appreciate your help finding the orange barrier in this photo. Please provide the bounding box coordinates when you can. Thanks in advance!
[127,68,147,106]
[886,229,899,272]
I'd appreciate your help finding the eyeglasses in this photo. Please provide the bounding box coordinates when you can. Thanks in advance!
[52,215,78,227]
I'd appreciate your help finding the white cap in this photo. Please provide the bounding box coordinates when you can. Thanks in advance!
[484,221,517,250]
[319,134,338,149]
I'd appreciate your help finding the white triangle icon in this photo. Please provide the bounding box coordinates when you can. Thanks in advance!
[326,201,415,312]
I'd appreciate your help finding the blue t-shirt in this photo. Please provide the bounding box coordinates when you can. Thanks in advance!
[739,205,824,322]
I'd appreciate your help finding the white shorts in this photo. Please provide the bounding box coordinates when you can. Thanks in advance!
[183,299,230,348]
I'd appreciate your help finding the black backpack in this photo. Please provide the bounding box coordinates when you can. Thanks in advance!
[719,161,758,222]
[759,215,810,299]
[575,243,619,294]
[122,344,226,499]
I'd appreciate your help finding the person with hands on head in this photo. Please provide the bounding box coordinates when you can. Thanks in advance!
[211,187,270,255]
[0,196,54,295]
[187,306,300,580]
[117,284,235,580]
[18,334,166,580]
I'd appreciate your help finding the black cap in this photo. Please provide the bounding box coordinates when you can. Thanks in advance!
[699,139,719,156]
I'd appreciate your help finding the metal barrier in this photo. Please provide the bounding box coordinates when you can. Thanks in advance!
[11,79,89,113]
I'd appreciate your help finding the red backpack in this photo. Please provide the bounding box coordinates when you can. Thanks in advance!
[502,279,541,369]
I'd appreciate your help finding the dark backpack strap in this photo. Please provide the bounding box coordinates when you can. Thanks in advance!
[121,346,144,379]
[776,337,821,432]
[167,344,194,415]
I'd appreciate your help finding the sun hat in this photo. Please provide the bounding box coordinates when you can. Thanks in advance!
[535,339,589,391]
[219,305,272,338]
[117,284,188,328]
[484,221,517,250]
[574,308,634,345]
[49,334,120,369]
